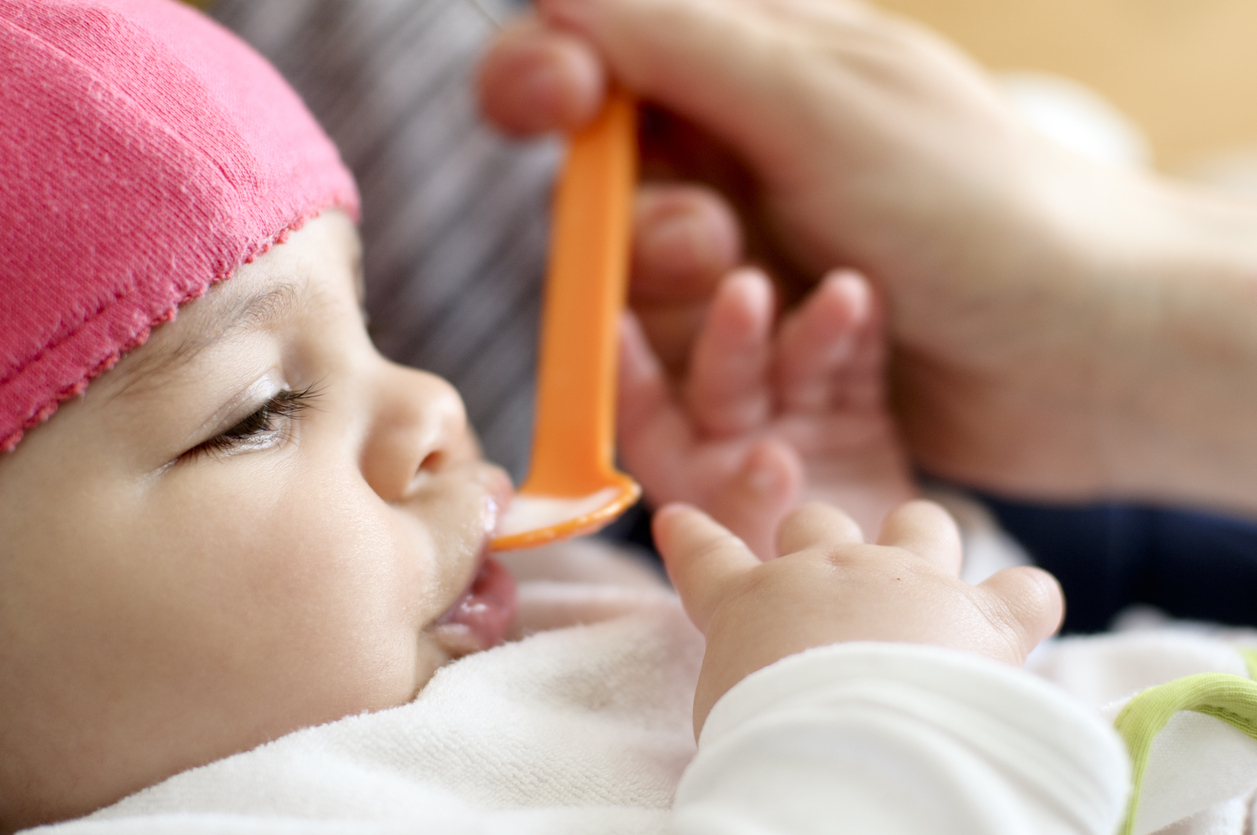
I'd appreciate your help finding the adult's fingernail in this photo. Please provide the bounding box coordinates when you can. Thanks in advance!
[520,63,565,122]
[641,212,724,285]
[648,212,701,257]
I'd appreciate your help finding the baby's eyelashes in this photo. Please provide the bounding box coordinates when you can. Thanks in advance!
[182,384,321,461]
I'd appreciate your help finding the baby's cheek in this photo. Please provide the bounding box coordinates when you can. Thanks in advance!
[174,472,423,719]
[277,497,429,706]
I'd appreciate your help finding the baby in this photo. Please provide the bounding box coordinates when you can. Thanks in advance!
[1,1,1233,833]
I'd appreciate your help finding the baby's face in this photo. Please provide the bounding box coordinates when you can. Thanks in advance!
[0,211,516,828]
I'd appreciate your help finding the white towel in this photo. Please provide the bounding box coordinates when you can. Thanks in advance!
[1031,629,1257,834]
[23,540,1257,835]
[23,542,690,833]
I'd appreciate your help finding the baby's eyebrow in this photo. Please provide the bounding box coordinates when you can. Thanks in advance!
[111,281,302,399]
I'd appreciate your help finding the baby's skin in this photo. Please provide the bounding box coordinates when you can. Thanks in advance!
[620,266,913,556]
[0,216,1060,831]
[0,212,518,828]
[655,500,1064,734]
[619,264,1064,731]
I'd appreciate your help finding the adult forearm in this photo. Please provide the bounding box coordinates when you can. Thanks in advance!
[1096,178,1257,513]
[901,161,1257,516]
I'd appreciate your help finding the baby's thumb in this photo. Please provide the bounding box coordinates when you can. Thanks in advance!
[536,0,814,176]
[708,439,803,559]
[977,566,1065,664]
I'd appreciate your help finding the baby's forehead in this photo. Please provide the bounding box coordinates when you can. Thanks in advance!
[111,277,303,402]
[106,212,364,401]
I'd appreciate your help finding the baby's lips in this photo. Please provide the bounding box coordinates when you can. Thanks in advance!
[433,556,518,657]
[427,466,519,657]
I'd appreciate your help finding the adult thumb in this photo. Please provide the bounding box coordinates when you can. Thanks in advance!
[536,0,847,181]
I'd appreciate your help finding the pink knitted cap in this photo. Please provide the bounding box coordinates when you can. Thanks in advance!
[0,0,360,451]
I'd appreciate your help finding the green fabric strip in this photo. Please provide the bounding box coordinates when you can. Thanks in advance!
[1240,647,1257,680]
[1113,672,1257,835]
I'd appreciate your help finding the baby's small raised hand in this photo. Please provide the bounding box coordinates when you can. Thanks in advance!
[618,267,914,557]
[653,500,1065,735]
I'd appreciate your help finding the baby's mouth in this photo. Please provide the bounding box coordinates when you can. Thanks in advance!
[433,553,518,657]
[432,474,518,658]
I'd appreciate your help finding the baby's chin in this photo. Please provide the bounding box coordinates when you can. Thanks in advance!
[430,555,518,658]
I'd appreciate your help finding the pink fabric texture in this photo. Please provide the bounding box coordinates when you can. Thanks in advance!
[0,0,360,451]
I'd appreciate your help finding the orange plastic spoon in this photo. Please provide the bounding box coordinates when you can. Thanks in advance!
[491,90,641,551]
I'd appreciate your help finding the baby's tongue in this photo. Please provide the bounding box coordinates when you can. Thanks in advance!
[434,557,517,657]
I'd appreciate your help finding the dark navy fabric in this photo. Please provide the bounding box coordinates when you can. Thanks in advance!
[612,495,1257,635]
[981,496,1257,633]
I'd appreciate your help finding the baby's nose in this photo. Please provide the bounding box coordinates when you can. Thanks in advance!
[360,363,469,502]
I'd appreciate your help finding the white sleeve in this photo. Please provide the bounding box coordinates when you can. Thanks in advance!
[670,643,1131,835]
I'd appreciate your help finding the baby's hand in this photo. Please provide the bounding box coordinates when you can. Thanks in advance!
[654,500,1064,734]
[618,267,915,557]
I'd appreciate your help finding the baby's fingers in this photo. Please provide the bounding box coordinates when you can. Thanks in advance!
[774,269,870,412]
[977,567,1065,664]
[708,439,804,560]
[775,500,865,556]
[877,500,963,576]
[684,269,773,438]
[654,503,759,631]
[618,312,672,439]
[617,313,697,502]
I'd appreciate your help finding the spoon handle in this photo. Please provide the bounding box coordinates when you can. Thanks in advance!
[521,89,637,495]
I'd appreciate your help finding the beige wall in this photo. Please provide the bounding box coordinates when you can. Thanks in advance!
[876,0,1257,170]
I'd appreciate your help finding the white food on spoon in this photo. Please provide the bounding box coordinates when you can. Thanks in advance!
[495,487,623,538]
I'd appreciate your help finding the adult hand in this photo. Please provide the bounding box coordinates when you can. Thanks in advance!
[479,0,1257,515]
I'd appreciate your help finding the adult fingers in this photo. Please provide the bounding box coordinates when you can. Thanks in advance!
[977,566,1065,664]
[628,184,742,374]
[476,18,606,136]
[774,269,869,412]
[876,500,963,576]
[775,500,865,557]
[707,439,804,560]
[653,503,761,630]
[631,183,743,305]
[684,268,774,437]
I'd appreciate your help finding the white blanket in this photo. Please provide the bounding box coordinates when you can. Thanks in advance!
[25,541,1257,835]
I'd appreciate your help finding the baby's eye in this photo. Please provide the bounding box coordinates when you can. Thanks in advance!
[185,385,320,460]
